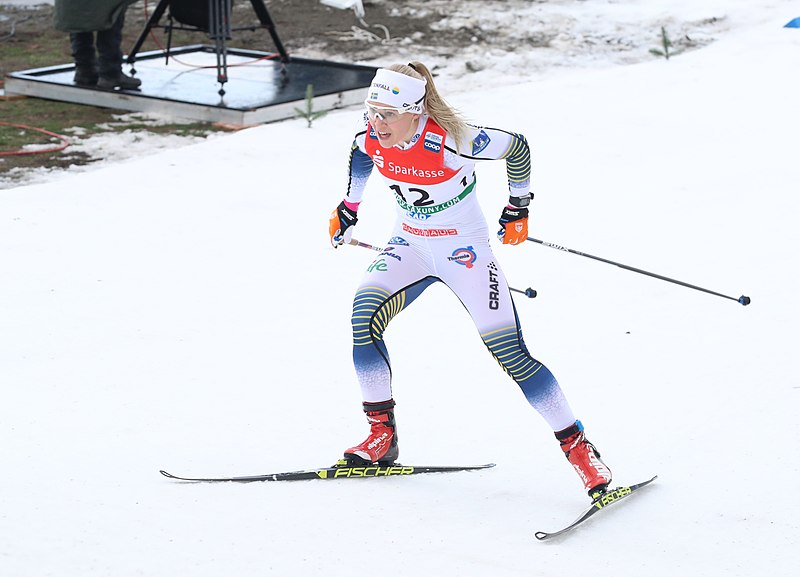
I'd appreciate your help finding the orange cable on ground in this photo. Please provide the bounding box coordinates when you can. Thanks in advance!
[0,122,70,156]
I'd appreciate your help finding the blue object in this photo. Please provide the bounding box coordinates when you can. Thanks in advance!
[785,17,800,28]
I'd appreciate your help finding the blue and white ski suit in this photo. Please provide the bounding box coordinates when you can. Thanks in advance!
[344,113,576,431]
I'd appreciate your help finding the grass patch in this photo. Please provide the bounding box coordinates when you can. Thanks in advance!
[0,97,227,186]
[0,4,231,184]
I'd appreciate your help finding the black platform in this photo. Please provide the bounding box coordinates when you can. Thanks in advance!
[4,46,377,125]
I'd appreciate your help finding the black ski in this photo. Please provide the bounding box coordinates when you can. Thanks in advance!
[160,461,495,483]
[535,475,657,541]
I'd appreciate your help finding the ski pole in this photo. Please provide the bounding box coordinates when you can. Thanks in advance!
[347,238,537,299]
[510,286,538,299]
[526,237,750,306]
[347,238,382,252]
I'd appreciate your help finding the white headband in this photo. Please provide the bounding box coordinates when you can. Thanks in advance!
[365,68,427,113]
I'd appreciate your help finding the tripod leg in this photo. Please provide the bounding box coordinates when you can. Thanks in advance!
[128,0,171,67]
[249,0,290,62]
[209,0,231,95]
[165,14,174,65]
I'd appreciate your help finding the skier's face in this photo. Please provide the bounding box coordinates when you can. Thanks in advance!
[366,102,420,148]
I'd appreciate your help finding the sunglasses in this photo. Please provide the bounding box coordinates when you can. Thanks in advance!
[365,103,409,124]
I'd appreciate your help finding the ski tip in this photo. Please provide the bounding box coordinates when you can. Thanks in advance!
[534,531,549,541]
[160,470,177,479]
[638,474,658,486]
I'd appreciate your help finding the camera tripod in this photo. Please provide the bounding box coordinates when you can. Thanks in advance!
[127,0,290,96]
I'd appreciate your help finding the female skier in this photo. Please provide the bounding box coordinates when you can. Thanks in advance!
[328,62,612,496]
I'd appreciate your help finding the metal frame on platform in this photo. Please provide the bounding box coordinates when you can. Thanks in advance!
[4,2,378,125]
[4,46,377,125]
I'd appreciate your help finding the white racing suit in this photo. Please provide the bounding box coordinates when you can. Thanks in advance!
[345,114,576,431]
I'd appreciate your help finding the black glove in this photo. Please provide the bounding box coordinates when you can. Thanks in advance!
[329,200,359,247]
[497,194,532,245]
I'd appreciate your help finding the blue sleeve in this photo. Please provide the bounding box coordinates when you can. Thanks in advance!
[346,137,374,203]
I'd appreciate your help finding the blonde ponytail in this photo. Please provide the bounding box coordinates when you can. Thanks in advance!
[387,62,469,151]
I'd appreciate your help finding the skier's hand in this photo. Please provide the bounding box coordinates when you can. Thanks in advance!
[329,200,359,248]
[497,195,531,245]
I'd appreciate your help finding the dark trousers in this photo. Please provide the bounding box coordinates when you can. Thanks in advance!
[70,11,125,77]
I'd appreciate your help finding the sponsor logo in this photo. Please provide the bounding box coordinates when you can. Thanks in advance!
[388,236,409,246]
[448,246,477,269]
[402,223,458,237]
[471,129,491,155]
[379,249,402,261]
[368,432,389,451]
[589,452,612,480]
[423,131,443,153]
[406,210,430,221]
[425,132,443,144]
[488,261,500,309]
[543,241,568,252]
[594,486,631,509]
[572,463,589,484]
[368,126,378,140]
[326,465,415,478]
[371,82,391,91]
[372,151,385,168]
[367,259,389,273]
[392,86,400,95]
[386,161,445,179]
[395,187,472,215]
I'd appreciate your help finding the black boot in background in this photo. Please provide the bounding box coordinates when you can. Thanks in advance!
[96,11,141,91]
[69,31,98,86]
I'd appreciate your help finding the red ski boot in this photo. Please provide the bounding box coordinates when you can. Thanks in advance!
[556,420,612,497]
[344,399,399,465]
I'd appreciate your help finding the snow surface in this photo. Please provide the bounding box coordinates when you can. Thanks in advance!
[2,1,800,576]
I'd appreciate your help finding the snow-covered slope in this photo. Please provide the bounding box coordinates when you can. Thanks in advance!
[1,2,798,575]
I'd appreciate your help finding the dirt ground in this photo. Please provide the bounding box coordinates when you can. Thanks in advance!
[246,0,451,60]
[0,0,452,78]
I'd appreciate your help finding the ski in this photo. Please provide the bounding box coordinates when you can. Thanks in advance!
[535,475,657,541]
[160,460,496,483]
